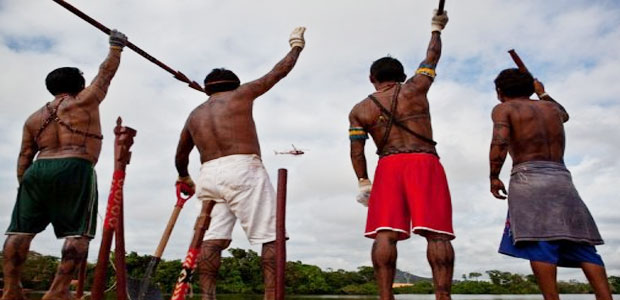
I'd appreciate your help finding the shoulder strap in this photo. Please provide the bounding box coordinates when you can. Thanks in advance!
[368,88,437,148]
[369,85,400,154]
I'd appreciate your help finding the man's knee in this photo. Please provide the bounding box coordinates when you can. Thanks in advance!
[62,237,89,261]
[202,239,231,252]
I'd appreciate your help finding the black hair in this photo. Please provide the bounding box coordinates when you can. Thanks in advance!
[370,56,406,83]
[203,68,241,96]
[45,67,85,96]
[494,68,535,98]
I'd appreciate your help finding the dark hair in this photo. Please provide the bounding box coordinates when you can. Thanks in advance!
[45,67,85,96]
[203,68,240,96]
[370,56,406,83]
[494,68,535,98]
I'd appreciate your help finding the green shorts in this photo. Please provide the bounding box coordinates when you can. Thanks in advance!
[6,157,98,238]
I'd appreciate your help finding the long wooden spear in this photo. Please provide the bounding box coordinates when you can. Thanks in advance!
[437,0,446,15]
[51,0,205,93]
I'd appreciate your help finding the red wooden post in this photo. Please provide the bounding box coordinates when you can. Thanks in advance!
[90,118,136,300]
[275,169,288,300]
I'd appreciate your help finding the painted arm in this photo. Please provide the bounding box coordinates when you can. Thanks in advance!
[175,123,195,178]
[405,32,442,94]
[404,9,448,94]
[237,47,302,100]
[17,123,38,183]
[489,105,511,200]
[534,79,569,122]
[81,30,127,103]
[349,111,369,180]
[237,27,305,100]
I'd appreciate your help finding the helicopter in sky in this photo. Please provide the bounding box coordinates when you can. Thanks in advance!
[274,144,306,156]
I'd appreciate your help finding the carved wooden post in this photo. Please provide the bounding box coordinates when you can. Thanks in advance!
[91,117,137,300]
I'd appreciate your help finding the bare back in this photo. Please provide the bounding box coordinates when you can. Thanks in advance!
[492,98,567,165]
[187,91,260,163]
[27,93,103,163]
[175,47,302,174]
[16,48,121,181]
[351,82,436,156]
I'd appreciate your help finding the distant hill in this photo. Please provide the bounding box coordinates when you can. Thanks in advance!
[394,269,431,283]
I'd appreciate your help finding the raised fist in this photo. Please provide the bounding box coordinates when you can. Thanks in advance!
[431,10,449,32]
[109,29,128,48]
[289,26,306,49]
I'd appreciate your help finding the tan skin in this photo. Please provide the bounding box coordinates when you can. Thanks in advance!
[175,46,302,300]
[489,81,613,300]
[2,47,122,300]
[349,32,454,300]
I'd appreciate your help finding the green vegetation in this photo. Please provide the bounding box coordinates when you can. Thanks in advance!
[1,249,618,296]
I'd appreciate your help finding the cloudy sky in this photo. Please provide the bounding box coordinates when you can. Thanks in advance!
[1,0,619,283]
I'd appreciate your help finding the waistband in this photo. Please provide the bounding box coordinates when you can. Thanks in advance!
[378,152,439,162]
[200,154,262,168]
[511,160,567,175]
[34,157,94,166]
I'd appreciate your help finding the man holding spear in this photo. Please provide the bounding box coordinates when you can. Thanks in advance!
[174,27,306,300]
[347,6,453,300]
[2,30,128,300]
[489,66,613,300]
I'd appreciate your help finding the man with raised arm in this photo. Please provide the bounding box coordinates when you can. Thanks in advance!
[489,69,613,300]
[2,30,127,300]
[348,10,453,300]
[174,27,305,300]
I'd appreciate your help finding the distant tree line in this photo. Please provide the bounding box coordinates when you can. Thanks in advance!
[1,250,619,296]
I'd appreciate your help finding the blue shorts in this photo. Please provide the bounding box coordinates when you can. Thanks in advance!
[499,218,604,268]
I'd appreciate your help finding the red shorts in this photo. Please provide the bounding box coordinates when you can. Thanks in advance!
[365,153,454,240]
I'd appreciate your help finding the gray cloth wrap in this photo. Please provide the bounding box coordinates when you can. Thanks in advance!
[507,161,603,245]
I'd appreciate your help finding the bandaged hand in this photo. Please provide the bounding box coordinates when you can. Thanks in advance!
[431,9,449,32]
[109,29,128,49]
[176,175,196,196]
[356,179,372,207]
[289,26,306,49]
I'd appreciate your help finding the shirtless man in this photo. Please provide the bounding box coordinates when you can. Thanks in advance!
[348,10,453,300]
[174,27,305,300]
[2,30,127,300]
[489,69,613,300]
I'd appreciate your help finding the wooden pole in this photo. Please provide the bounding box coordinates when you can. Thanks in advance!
[171,200,216,300]
[437,0,446,15]
[275,169,288,300]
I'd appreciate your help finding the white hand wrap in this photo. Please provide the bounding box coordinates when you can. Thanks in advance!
[431,9,449,32]
[289,26,306,49]
[356,179,372,207]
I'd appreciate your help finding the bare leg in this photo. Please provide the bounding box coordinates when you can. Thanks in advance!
[423,232,454,300]
[530,261,560,300]
[41,237,89,300]
[581,262,613,300]
[261,242,276,300]
[197,239,231,300]
[372,231,399,300]
[1,234,34,300]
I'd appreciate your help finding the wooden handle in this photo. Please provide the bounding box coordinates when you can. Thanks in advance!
[508,49,529,73]
[154,206,182,258]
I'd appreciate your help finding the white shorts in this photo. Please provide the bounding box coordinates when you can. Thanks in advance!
[197,154,277,245]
